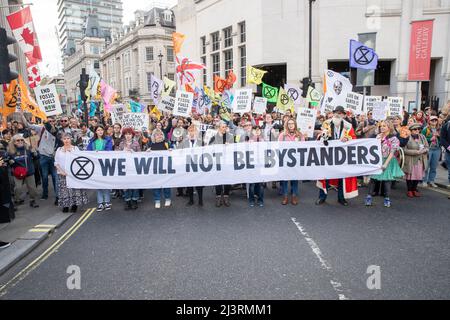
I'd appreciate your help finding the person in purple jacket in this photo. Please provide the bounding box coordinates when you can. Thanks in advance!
[87,126,114,212]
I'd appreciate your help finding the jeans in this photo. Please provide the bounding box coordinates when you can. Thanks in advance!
[97,190,111,204]
[39,155,58,198]
[124,189,139,202]
[424,148,441,183]
[153,188,171,202]
[249,183,264,204]
[368,180,391,198]
[446,151,450,184]
[319,179,345,201]
[281,181,299,197]
[215,185,231,196]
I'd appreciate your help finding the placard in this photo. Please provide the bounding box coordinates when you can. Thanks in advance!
[387,97,404,118]
[253,97,268,115]
[364,96,382,113]
[345,92,364,114]
[158,95,176,113]
[232,89,252,114]
[34,84,63,116]
[372,101,388,121]
[121,113,149,131]
[173,91,194,117]
[296,107,317,138]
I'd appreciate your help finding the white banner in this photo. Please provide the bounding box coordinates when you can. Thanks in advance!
[322,70,353,114]
[364,96,382,113]
[387,97,404,118]
[296,107,317,139]
[173,91,194,117]
[34,84,62,116]
[61,140,382,189]
[232,89,252,114]
[253,97,268,115]
[345,92,364,114]
[121,113,149,131]
[372,101,388,121]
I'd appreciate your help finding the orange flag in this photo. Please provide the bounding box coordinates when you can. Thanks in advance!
[214,75,227,93]
[18,75,47,121]
[2,79,19,125]
[173,32,186,55]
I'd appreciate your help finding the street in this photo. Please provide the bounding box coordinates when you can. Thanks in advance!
[0,181,449,300]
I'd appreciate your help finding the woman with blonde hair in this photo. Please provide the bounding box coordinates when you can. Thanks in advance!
[365,121,404,208]
[7,135,39,208]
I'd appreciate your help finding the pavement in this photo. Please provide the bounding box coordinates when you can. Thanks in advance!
[0,176,449,300]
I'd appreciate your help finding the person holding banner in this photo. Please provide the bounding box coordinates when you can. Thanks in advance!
[118,128,141,210]
[209,121,234,208]
[403,123,429,198]
[365,121,404,208]
[54,133,89,213]
[248,126,265,207]
[148,129,172,209]
[112,123,123,150]
[177,125,205,207]
[87,126,114,212]
[278,119,305,206]
[316,106,358,206]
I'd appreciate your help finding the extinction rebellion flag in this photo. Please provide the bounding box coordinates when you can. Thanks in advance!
[349,39,378,70]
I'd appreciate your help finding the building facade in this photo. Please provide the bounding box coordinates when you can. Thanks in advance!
[100,8,177,105]
[57,0,123,56]
[175,0,450,110]
[63,13,106,106]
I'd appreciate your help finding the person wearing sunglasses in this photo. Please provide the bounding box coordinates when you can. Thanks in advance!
[21,114,61,205]
[7,135,39,208]
[403,123,429,198]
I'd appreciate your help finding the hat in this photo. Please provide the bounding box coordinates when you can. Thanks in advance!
[409,123,422,130]
[429,116,438,121]
[333,106,346,115]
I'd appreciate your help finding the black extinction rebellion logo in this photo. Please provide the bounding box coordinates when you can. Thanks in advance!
[354,46,375,65]
[71,157,95,181]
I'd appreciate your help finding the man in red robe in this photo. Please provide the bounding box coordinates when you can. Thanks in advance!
[316,106,359,206]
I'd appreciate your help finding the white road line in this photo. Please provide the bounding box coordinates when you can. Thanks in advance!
[291,217,349,300]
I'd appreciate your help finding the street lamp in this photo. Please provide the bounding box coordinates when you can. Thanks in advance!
[158,51,164,79]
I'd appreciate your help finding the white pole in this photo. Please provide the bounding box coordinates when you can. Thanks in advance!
[415,81,421,111]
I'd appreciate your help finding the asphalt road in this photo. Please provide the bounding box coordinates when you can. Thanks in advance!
[0,181,449,300]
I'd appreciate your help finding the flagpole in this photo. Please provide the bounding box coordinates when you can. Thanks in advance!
[415,81,421,112]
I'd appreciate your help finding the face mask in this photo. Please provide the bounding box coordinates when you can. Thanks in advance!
[332,116,342,127]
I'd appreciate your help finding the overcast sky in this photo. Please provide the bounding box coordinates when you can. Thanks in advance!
[30,0,178,77]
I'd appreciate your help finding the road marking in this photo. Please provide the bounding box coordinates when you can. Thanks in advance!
[0,208,96,297]
[35,225,56,229]
[29,229,52,233]
[291,217,349,300]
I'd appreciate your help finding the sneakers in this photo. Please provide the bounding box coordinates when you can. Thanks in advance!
[104,203,112,211]
[97,204,104,212]
[165,199,172,207]
[365,195,373,207]
[421,182,428,188]
[429,183,438,188]
[249,201,255,208]
[258,202,264,208]
[0,241,11,249]
[155,201,161,209]
[384,198,391,208]
[30,201,39,208]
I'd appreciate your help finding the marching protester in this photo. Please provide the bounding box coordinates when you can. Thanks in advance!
[79,123,94,151]
[7,134,39,208]
[117,128,141,210]
[87,125,114,212]
[248,125,265,207]
[316,106,358,206]
[422,116,441,188]
[148,129,172,209]
[177,125,204,206]
[21,115,60,205]
[54,133,89,213]
[365,121,404,207]
[209,121,234,207]
[403,123,429,198]
[278,118,305,206]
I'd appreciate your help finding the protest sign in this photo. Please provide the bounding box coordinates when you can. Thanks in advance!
[158,95,176,113]
[162,77,176,97]
[284,84,302,105]
[34,84,62,116]
[110,104,126,124]
[296,107,317,138]
[345,92,364,114]
[253,97,268,114]
[232,89,252,114]
[364,96,382,113]
[62,139,382,190]
[372,101,388,121]
[322,70,353,114]
[387,97,404,118]
[173,90,194,117]
[120,113,149,131]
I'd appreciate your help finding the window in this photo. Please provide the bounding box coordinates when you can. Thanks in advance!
[91,46,99,54]
[211,31,220,52]
[146,47,154,61]
[223,26,232,48]
[239,21,246,43]
[201,56,207,85]
[201,36,206,55]
[374,60,391,86]
[147,72,154,93]
[212,53,220,81]
[240,46,246,87]
[167,47,174,62]
[167,73,175,81]
[94,60,100,69]
[224,49,233,78]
